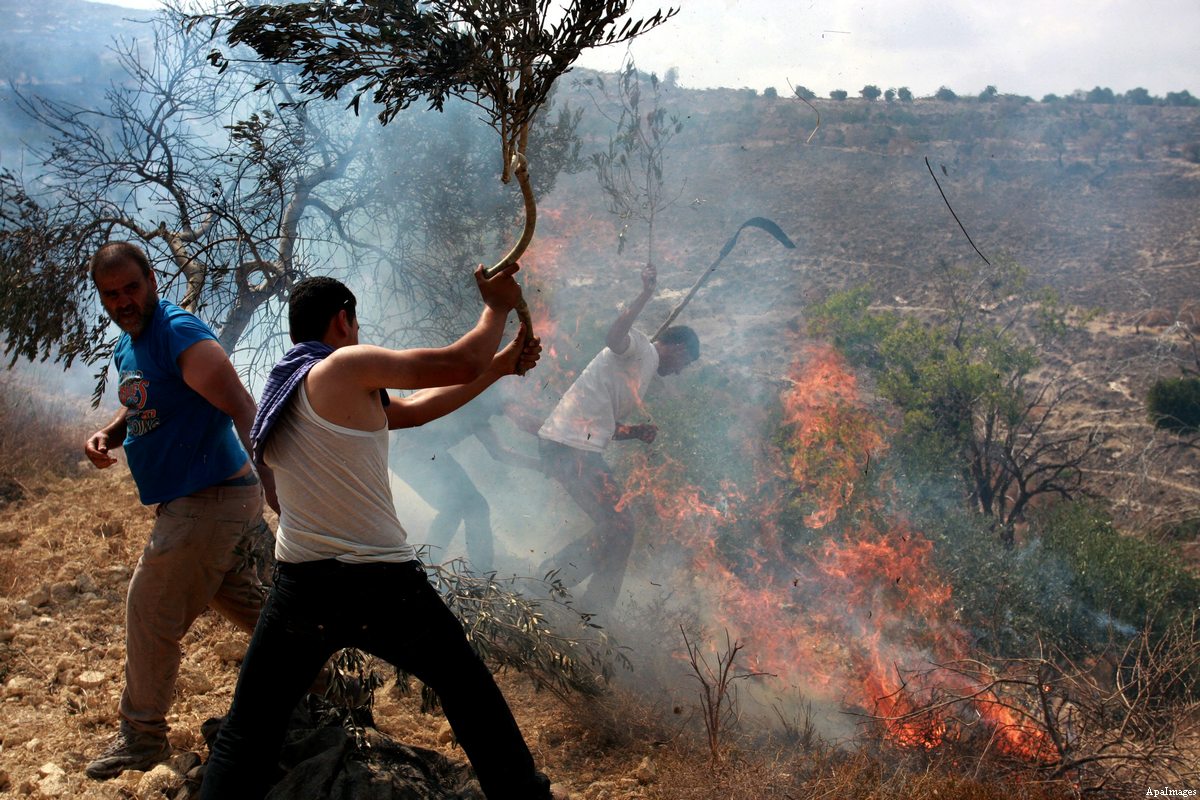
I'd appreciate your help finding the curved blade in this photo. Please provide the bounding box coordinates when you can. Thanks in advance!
[717,216,797,263]
[652,216,797,340]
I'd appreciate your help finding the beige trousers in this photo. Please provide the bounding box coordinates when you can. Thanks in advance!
[119,481,266,736]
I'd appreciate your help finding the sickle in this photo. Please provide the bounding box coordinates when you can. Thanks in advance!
[652,217,797,341]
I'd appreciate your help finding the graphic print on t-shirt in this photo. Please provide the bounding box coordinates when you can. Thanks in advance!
[119,370,159,437]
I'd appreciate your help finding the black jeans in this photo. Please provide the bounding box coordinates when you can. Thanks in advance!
[201,559,546,800]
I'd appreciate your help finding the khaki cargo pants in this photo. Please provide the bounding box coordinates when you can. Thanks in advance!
[119,481,267,736]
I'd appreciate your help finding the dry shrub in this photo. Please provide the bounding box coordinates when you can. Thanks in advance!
[556,665,1076,799]
[1132,307,1175,332]
[855,618,1200,796]
[0,369,91,495]
[551,681,814,799]
[801,750,1074,800]
[1066,618,1200,793]
[561,682,679,753]
[646,743,819,800]
[1177,301,1200,332]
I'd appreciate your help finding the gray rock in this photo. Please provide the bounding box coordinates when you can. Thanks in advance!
[4,675,37,698]
[36,762,69,797]
[633,755,657,784]
[74,670,106,690]
[137,763,184,797]
[211,640,245,664]
[101,565,131,585]
[168,751,201,774]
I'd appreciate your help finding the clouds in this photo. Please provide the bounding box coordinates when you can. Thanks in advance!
[573,0,1199,98]
[89,0,1199,98]
[85,0,160,7]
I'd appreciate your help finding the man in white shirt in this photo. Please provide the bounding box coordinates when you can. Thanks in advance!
[538,263,699,612]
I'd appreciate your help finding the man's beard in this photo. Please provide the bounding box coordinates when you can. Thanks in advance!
[113,299,155,336]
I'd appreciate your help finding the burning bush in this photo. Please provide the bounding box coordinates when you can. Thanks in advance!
[592,311,1199,793]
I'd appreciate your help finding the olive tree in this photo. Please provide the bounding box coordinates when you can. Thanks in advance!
[808,258,1099,540]
[0,3,588,393]
[0,7,382,391]
[583,58,683,266]
[207,0,678,354]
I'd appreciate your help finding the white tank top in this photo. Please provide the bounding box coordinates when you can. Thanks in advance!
[265,383,416,564]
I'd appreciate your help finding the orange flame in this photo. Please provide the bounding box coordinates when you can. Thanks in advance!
[779,344,885,528]
[615,339,1052,761]
[512,213,1051,762]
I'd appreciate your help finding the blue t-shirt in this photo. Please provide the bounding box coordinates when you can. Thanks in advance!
[114,299,247,504]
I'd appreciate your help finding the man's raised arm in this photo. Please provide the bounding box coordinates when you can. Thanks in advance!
[387,326,541,430]
[341,264,525,393]
[605,263,657,355]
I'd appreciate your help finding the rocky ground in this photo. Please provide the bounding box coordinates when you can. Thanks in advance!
[0,466,676,800]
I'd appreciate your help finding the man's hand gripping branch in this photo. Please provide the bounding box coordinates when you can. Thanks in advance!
[605,262,656,355]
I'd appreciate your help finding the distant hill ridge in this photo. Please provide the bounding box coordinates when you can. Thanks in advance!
[0,0,150,86]
[2,0,1197,315]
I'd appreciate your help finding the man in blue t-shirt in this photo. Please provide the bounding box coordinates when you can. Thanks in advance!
[82,241,273,780]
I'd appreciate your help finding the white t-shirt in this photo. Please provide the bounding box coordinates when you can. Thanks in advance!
[538,329,659,453]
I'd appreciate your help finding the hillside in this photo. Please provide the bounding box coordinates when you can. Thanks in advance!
[0,0,150,156]
[523,78,1200,540]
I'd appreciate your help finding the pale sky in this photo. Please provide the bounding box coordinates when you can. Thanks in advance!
[87,0,1200,98]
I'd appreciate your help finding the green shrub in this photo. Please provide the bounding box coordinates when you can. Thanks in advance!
[1033,502,1200,635]
[916,498,1200,657]
[921,502,1105,656]
[837,107,868,126]
[1147,375,1200,434]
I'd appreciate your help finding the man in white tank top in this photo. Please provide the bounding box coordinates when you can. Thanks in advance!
[202,266,552,800]
[537,263,700,612]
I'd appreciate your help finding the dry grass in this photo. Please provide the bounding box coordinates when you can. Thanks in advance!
[794,751,1075,800]
[0,369,93,495]
[518,672,1080,800]
[0,371,1191,799]
[0,462,1178,799]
